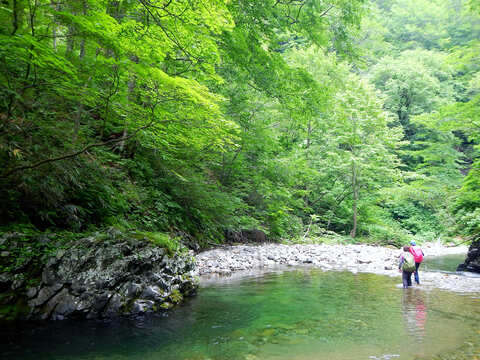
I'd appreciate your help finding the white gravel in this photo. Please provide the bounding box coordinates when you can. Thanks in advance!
[195,242,480,293]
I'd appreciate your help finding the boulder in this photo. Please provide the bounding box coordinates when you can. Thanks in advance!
[457,239,480,273]
[0,232,197,321]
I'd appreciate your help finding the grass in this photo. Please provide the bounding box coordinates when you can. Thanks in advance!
[130,231,183,255]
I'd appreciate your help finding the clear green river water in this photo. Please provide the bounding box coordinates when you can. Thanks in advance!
[422,253,467,273]
[1,266,479,360]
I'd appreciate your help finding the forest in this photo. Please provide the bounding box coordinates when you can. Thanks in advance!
[1,0,479,249]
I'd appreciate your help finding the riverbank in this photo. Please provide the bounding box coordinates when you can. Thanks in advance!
[195,242,480,293]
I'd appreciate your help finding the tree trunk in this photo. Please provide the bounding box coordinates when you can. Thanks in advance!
[79,0,87,59]
[118,63,137,152]
[306,117,311,151]
[304,116,312,207]
[66,25,75,56]
[51,1,59,50]
[73,106,81,142]
[11,0,19,35]
[350,161,358,238]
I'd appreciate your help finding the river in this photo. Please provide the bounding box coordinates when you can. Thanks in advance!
[1,258,479,360]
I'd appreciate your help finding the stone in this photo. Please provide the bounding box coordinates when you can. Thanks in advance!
[12,274,25,290]
[141,286,164,301]
[357,258,372,264]
[457,239,480,273]
[26,286,38,299]
[70,279,87,295]
[42,268,58,286]
[29,283,63,308]
[56,249,66,259]
[131,299,154,314]
[103,294,122,317]
[49,288,78,317]
[1,231,197,321]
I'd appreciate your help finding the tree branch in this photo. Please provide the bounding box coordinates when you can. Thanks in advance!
[1,119,157,178]
[138,0,199,62]
[319,4,334,17]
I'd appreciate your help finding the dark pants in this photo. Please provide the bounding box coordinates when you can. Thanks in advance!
[414,262,421,284]
[402,270,413,288]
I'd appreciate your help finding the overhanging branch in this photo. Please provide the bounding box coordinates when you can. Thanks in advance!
[1,119,157,178]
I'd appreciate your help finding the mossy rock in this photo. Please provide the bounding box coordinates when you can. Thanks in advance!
[169,289,183,303]
[160,302,173,310]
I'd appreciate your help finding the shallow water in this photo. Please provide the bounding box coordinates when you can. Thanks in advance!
[1,269,479,360]
[422,253,466,273]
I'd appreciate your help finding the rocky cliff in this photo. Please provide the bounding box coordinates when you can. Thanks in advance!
[0,231,197,321]
[457,239,480,273]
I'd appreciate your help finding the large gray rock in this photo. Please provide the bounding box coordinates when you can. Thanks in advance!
[457,239,480,273]
[0,232,197,321]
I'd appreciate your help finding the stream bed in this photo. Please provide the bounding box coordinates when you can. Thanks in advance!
[1,266,479,360]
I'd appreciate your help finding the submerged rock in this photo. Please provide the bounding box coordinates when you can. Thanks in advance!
[457,239,480,273]
[0,232,197,321]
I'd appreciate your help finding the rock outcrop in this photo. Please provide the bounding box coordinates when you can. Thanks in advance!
[457,239,480,273]
[0,231,197,321]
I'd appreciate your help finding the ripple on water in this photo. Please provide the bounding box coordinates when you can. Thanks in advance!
[1,269,479,360]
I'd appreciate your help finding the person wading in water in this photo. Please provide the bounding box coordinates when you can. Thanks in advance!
[399,246,416,289]
[409,241,424,285]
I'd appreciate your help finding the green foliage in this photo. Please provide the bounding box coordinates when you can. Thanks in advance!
[0,0,478,250]
[455,208,480,236]
[371,0,480,51]
[169,289,184,304]
[132,231,182,255]
[358,0,480,243]
[370,49,455,140]
[0,231,73,275]
[358,224,411,247]
[459,160,480,204]
[0,0,369,243]
[387,201,443,235]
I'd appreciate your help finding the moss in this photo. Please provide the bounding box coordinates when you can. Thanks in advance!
[93,233,109,242]
[119,297,137,314]
[0,298,30,322]
[130,231,181,256]
[169,289,183,304]
[160,302,173,309]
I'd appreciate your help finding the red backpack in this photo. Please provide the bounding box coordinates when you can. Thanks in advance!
[410,246,423,263]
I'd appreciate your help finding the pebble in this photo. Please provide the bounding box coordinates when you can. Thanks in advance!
[195,243,480,293]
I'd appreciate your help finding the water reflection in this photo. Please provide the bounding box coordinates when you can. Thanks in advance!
[401,288,427,359]
[402,289,427,341]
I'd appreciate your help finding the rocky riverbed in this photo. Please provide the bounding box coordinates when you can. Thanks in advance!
[196,242,480,293]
